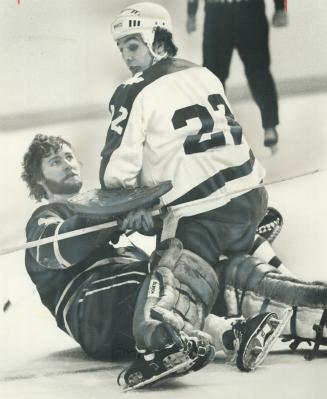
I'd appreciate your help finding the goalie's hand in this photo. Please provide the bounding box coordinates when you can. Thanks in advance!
[119,208,155,235]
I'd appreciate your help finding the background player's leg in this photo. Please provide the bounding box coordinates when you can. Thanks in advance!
[202,3,234,88]
[235,1,279,148]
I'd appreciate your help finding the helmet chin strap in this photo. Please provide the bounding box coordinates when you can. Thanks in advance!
[149,46,168,64]
[142,32,168,64]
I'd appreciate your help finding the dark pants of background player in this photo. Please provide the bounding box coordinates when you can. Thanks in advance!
[175,187,268,266]
[64,260,148,361]
[203,0,279,129]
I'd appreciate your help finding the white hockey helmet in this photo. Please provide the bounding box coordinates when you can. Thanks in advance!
[111,2,173,51]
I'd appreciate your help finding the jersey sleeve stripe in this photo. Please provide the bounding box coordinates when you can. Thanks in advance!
[35,223,59,267]
[91,271,146,285]
[53,222,72,268]
[84,280,141,298]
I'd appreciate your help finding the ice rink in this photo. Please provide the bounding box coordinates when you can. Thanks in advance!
[1,91,327,399]
[1,1,327,398]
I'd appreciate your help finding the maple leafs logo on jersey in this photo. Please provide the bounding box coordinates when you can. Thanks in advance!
[123,72,144,86]
[38,216,62,226]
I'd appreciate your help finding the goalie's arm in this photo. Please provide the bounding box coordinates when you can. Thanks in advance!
[26,211,111,268]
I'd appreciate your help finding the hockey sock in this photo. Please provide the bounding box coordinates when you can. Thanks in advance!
[249,235,294,277]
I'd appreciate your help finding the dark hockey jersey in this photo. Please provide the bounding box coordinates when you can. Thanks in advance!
[25,203,110,313]
[25,202,148,321]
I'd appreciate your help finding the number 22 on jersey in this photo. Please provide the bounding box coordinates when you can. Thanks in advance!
[172,94,242,155]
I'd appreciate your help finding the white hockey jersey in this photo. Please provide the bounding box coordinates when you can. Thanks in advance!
[100,58,265,217]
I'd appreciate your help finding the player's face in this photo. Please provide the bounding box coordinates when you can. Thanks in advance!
[117,34,153,75]
[40,144,82,195]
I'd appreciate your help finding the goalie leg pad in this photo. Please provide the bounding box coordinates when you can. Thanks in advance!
[133,238,219,352]
[151,238,219,312]
[220,255,327,344]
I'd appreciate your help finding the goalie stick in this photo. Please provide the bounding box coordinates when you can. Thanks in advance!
[0,167,326,257]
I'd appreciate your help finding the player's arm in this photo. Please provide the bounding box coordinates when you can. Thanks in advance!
[100,93,145,190]
[274,0,286,10]
[186,0,198,33]
[26,210,115,268]
[187,0,198,17]
[119,208,163,236]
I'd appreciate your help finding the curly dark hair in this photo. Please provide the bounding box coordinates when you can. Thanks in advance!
[21,134,72,202]
[154,27,178,57]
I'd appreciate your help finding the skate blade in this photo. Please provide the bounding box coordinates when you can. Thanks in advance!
[247,308,292,370]
[123,358,196,392]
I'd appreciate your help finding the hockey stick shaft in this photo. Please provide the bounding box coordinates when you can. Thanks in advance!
[0,167,326,257]
[0,209,162,256]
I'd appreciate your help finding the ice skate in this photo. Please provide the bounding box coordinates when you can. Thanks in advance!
[230,310,291,372]
[264,128,278,155]
[256,207,283,243]
[118,333,215,391]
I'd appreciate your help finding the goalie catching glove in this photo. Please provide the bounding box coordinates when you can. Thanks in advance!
[66,181,172,223]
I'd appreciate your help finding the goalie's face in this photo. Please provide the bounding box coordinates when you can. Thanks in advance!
[117,34,153,75]
[39,144,82,199]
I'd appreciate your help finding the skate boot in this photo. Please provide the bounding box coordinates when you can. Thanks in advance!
[256,207,283,243]
[227,311,291,372]
[264,127,278,154]
[118,332,215,391]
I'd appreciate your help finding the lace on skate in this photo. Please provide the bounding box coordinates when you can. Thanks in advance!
[228,309,292,371]
[120,332,215,391]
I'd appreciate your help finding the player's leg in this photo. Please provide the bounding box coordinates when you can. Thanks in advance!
[250,234,294,277]
[58,251,149,361]
[203,311,289,372]
[174,187,268,266]
[202,3,234,87]
[119,238,219,390]
[219,254,327,360]
[235,0,279,148]
[252,206,294,276]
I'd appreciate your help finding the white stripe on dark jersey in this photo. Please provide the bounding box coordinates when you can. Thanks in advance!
[55,257,139,316]
[53,222,71,268]
[83,280,141,299]
[91,271,146,285]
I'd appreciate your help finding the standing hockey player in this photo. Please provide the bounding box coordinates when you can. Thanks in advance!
[22,134,285,390]
[186,0,288,151]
